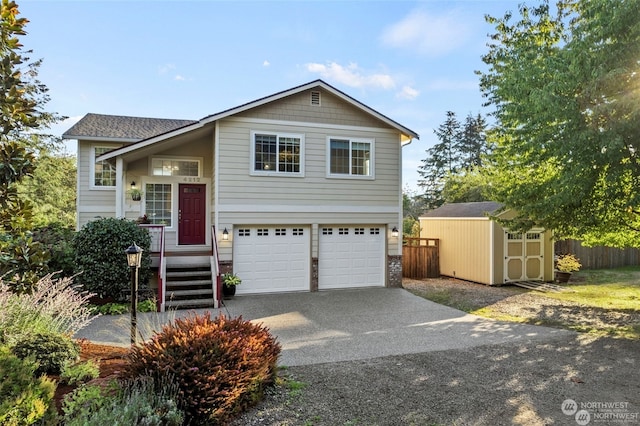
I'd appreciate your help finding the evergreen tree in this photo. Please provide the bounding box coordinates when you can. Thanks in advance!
[417,111,461,209]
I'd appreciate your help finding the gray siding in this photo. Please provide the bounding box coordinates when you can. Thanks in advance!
[77,140,121,229]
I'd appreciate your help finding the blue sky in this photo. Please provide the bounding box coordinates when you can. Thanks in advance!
[21,0,519,191]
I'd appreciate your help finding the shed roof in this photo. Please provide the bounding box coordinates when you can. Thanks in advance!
[421,201,504,218]
[62,113,197,142]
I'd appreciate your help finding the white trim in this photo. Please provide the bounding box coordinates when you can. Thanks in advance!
[115,158,124,217]
[489,220,495,284]
[218,204,398,213]
[249,130,305,177]
[214,125,220,241]
[149,155,203,178]
[326,136,375,179]
[65,136,139,143]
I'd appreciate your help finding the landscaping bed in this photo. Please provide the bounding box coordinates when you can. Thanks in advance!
[51,341,129,413]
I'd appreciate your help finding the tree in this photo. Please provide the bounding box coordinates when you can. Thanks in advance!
[479,0,640,247]
[0,0,63,291]
[417,111,461,209]
[17,148,76,227]
[418,111,489,209]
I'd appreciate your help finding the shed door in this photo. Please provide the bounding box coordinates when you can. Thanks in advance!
[504,230,544,282]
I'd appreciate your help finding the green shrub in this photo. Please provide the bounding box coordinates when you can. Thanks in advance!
[12,333,80,375]
[90,302,129,315]
[73,217,151,300]
[0,275,96,346]
[32,223,76,277]
[62,383,113,422]
[0,346,58,425]
[137,298,157,313]
[63,376,184,426]
[60,359,100,386]
[125,313,281,424]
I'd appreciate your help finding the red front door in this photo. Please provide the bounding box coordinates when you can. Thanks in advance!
[178,184,206,245]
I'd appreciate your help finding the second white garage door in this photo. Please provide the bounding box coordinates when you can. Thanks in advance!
[318,226,386,289]
[233,226,310,294]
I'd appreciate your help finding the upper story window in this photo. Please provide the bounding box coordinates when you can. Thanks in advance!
[152,157,201,177]
[251,131,304,176]
[91,145,118,188]
[327,137,374,178]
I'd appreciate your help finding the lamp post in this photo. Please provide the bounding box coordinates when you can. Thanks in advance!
[125,242,143,345]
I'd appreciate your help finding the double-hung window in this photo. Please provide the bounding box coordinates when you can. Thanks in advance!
[328,137,374,178]
[91,146,118,188]
[251,131,304,176]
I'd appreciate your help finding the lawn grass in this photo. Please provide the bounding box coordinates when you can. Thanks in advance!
[409,266,640,339]
[544,267,640,310]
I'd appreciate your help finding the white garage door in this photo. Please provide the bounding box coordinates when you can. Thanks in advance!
[233,226,310,294]
[319,226,385,289]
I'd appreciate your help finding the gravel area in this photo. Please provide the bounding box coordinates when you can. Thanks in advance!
[231,279,640,426]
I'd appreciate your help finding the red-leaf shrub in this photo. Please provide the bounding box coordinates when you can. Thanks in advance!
[124,313,281,425]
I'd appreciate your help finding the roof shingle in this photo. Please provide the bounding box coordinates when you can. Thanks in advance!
[421,201,504,218]
[62,113,197,141]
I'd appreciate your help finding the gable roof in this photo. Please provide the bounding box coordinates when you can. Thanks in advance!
[84,79,418,162]
[421,201,504,218]
[62,113,197,142]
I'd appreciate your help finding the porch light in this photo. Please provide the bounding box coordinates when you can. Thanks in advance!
[391,227,399,238]
[130,181,136,189]
[222,228,229,240]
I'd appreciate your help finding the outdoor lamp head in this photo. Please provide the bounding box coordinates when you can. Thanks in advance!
[125,242,143,267]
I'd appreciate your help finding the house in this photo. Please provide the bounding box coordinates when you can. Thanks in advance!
[63,80,419,310]
[419,202,554,285]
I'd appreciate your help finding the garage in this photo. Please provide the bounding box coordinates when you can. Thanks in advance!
[318,225,386,289]
[233,226,310,294]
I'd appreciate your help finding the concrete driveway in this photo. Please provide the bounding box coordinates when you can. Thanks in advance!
[76,287,573,366]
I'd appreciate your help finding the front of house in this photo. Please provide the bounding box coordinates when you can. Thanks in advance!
[63,80,418,309]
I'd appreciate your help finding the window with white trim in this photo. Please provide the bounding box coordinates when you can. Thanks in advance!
[151,157,200,177]
[145,183,172,226]
[328,137,373,177]
[92,146,117,187]
[251,131,303,175]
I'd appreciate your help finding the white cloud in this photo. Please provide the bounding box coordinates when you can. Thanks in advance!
[174,75,185,81]
[381,9,471,56]
[263,60,270,67]
[305,62,395,90]
[397,85,419,100]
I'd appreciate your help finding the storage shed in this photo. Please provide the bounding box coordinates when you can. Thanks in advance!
[419,202,554,285]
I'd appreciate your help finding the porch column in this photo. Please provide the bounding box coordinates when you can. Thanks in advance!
[115,157,124,218]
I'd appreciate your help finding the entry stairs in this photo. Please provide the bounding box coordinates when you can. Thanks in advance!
[164,257,216,309]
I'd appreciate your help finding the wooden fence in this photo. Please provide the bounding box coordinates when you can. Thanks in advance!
[402,238,439,279]
[555,240,640,270]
